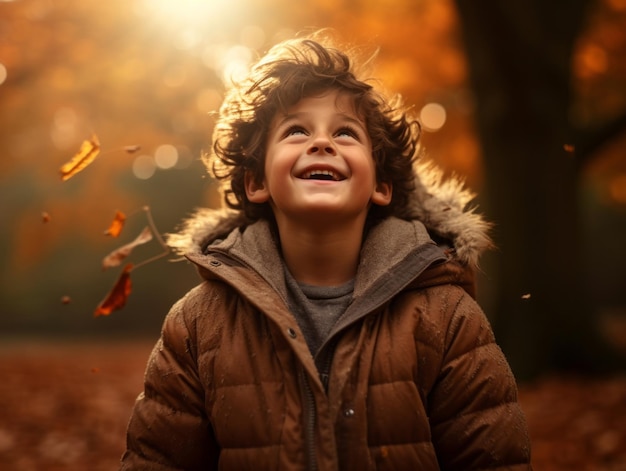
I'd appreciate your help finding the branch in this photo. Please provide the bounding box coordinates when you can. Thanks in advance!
[131,206,170,271]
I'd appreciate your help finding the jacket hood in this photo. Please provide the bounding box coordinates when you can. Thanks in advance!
[167,160,493,267]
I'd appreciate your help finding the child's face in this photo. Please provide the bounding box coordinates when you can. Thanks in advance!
[245,89,391,228]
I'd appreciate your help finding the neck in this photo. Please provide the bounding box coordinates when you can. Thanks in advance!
[275,217,366,286]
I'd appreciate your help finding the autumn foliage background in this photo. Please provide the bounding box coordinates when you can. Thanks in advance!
[1,0,625,469]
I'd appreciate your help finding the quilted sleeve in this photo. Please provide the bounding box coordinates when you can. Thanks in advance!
[428,287,532,470]
[120,287,220,470]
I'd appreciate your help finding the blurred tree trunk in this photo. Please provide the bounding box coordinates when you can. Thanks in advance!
[454,0,619,380]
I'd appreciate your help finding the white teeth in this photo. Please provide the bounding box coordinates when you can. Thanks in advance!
[301,169,341,180]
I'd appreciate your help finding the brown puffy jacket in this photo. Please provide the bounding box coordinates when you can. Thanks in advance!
[121,163,531,470]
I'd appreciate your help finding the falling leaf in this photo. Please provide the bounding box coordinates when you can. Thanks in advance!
[42,212,51,223]
[521,293,532,300]
[59,134,101,181]
[563,144,575,154]
[94,263,133,317]
[104,210,126,237]
[124,145,141,154]
[60,295,71,305]
[102,226,153,270]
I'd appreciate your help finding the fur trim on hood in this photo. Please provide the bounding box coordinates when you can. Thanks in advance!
[167,160,493,267]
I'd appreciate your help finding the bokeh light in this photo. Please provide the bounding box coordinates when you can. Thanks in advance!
[132,154,156,179]
[419,102,447,132]
[154,144,178,169]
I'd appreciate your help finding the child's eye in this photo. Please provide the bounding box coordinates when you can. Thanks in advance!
[285,126,307,137]
[335,126,359,140]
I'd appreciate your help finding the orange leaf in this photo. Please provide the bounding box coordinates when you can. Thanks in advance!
[104,210,126,237]
[94,263,133,317]
[102,226,153,270]
[59,134,101,181]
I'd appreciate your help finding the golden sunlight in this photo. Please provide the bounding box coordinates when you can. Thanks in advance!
[136,0,239,28]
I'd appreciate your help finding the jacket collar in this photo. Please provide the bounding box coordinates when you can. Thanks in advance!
[188,216,449,303]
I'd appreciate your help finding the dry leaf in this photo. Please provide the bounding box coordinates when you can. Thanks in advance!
[124,145,141,154]
[42,212,51,223]
[104,210,126,237]
[59,134,101,181]
[102,226,153,270]
[94,263,133,317]
[521,293,532,300]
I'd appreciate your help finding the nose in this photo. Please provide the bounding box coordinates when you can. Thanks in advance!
[307,134,336,156]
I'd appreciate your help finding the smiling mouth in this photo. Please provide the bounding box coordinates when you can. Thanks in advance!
[299,169,345,181]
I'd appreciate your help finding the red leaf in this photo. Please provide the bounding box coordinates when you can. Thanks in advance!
[104,210,126,237]
[101,226,153,270]
[59,134,100,181]
[94,264,133,317]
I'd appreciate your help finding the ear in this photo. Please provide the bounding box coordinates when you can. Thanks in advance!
[371,181,392,206]
[244,171,270,203]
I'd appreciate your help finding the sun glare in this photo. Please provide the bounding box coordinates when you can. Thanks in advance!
[136,0,237,28]
[134,0,258,85]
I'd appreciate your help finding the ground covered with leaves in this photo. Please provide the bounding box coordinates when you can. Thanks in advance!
[0,340,624,470]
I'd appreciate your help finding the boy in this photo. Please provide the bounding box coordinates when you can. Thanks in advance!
[121,33,532,470]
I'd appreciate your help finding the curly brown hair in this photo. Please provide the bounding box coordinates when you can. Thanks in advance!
[209,32,421,223]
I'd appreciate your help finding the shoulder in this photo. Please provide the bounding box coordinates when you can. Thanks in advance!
[403,280,494,352]
[395,281,486,346]
[177,279,234,312]
[391,281,495,373]
[161,280,237,352]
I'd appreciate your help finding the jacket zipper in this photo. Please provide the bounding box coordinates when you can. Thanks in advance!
[316,339,337,394]
[299,367,317,471]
